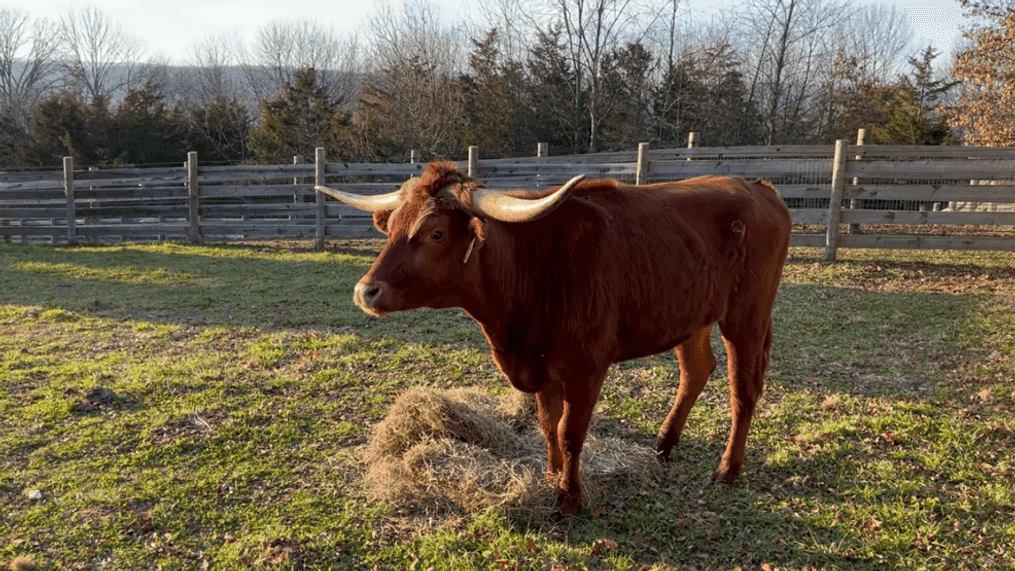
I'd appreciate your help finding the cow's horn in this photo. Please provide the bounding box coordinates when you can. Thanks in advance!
[315,185,404,212]
[471,175,585,223]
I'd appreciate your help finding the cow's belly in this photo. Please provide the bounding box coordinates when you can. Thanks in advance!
[612,295,725,362]
[616,333,692,362]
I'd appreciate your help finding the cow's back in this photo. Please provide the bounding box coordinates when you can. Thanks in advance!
[516,176,790,363]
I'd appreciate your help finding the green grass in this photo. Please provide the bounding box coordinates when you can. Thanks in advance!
[1,241,1014,570]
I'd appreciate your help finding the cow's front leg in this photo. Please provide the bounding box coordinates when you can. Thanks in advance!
[555,372,606,515]
[535,382,565,484]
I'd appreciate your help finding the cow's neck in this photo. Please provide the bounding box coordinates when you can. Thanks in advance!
[458,222,547,358]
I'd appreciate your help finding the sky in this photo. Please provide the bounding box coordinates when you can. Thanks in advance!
[14,0,965,66]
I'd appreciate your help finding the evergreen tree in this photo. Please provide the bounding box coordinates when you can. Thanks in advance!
[248,67,347,162]
[0,109,29,168]
[873,47,956,145]
[599,42,656,150]
[24,91,93,166]
[182,95,251,164]
[653,42,764,147]
[525,27,586,154]
[113,81,186,164]
[460,29,533,156]
[653,52,707,147]
[696,41,766,146]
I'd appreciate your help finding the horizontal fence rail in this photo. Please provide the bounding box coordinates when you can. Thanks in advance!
[2,135,1014,259]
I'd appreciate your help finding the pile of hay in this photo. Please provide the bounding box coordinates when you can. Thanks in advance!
[362,386,660,520]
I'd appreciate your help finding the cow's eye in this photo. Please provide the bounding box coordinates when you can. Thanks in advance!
[431,230,444,241]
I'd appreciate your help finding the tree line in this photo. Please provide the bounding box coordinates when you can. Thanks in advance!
[1,0,1012,170]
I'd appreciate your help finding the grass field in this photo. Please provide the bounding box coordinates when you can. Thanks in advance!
[1,240,1013,570]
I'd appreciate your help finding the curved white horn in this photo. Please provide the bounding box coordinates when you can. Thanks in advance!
[315,185,405,212]
[471,175,585,223]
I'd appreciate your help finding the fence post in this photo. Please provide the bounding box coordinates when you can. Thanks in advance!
[291,155,303,226]
[537,143,548,157]
[410,150,420,164]
[292,155,303,185]
[636,142,650,185]
[687,132,699,153]
[847,129,865,235]
[187,151,201,244]
[825,139,848,262]
[315,147,326,251]
[468,146,479,178]
[63,156,76,246]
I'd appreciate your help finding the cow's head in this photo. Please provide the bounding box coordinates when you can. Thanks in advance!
[317,161,583,316]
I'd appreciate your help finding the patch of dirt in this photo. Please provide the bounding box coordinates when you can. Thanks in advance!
[126,308,250,325]
[69,386,119,414]
[269,300,296,327]
[147,409,226,446]
[88,298,112,312]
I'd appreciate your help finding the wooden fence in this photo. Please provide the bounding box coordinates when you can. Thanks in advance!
[2,135,1014,260]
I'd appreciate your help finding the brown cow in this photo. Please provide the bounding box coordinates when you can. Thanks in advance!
[318,162,791,515]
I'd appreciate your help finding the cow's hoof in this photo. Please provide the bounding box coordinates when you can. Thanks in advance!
[652,438,673,463]
[710,467,740,485]
[557,490,582,516]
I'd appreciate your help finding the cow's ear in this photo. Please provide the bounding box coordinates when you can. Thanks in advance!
[373,209,394,235]
[468,216,486,243]
[463,217,486,263]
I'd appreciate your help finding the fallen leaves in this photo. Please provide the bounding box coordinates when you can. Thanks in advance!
[589,537,618,556]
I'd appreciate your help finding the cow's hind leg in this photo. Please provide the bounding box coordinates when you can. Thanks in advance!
[654,325,716,461]
[714,317,774,484]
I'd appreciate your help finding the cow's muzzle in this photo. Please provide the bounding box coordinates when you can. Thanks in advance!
[353,278,388,316]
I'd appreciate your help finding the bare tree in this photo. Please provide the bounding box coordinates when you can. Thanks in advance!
[59,6,157,101]
[810,4,915,141]
[836,4,915,85]
[184,33,246,104]
[472,0,538,63]
[736,0,851,143]
[358,0,467,159]
[538,0,661,152]
[175,34,252,163]
[474,0,662,152]
[0,9,61,131]
[241,20,362,108]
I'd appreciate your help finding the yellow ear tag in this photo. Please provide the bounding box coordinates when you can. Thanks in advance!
[463,237,476,264]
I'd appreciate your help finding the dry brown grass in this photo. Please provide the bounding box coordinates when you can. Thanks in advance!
[362,387,660,522]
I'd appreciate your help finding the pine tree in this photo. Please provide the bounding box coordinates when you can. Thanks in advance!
[182,96,251,164]
[248,67,345,162]
[25,92,91,166]
[874,46,956,145]
[113,81,185,165]
[460,29,532,156]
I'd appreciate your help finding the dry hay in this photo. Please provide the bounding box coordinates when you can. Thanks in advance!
[362,386,660,521]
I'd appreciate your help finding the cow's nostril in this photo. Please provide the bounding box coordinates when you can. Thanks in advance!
[364,284,381,302]
[354,280,386,308]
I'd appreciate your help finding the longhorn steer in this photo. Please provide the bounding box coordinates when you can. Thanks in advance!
[318,161,791,515]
